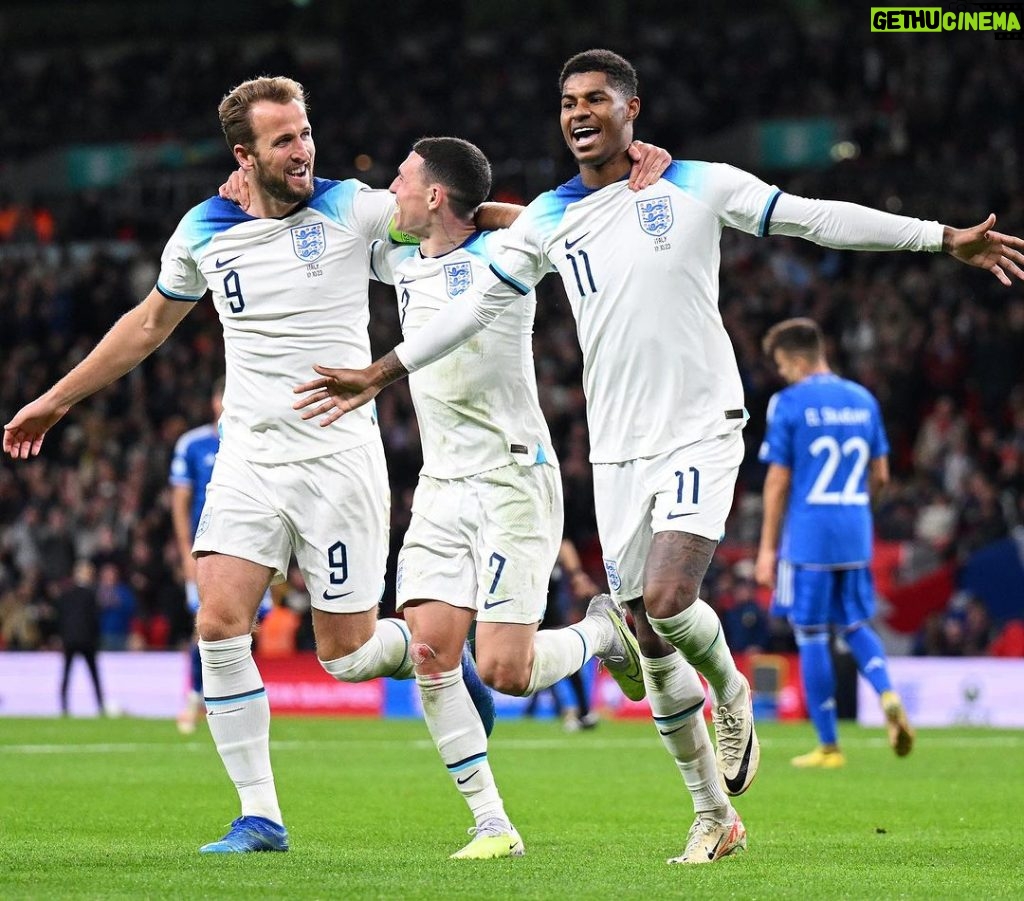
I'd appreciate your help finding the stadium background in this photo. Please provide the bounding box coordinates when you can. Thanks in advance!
[1,0,1023,719]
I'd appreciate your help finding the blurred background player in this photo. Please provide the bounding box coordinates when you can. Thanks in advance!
[171,376,272,734]
[170,377,221,734]
[54,558,106,716]
[755,318,914,767]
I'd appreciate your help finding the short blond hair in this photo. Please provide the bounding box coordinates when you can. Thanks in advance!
[218,76,308,151]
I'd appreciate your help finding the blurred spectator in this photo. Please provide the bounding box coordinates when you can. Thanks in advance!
[913,397,969,480]
[525,539,601,732]
[281,562,315,652]
[254,596,301,659]
[960,596,994,656]
[0,576,44,650]
[95,562,137,650]
[719,570,771,655]
[955,473,1009,560]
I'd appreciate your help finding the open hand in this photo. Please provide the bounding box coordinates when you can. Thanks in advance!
[944,214,1024,286]
[3,396,68,459]
[293,365,380,427]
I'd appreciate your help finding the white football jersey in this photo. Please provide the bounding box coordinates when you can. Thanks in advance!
[370,233,555,479]
[158,178,395,463]
[396,162,943,464]
[485,162,779,464]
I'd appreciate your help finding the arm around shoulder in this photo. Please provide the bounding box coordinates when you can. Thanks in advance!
[474,202,523,231]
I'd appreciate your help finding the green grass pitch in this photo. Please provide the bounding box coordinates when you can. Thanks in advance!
[1,716,1021,899]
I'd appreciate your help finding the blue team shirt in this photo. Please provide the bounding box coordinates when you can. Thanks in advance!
[169,424,219,537]
[759,373,889,566]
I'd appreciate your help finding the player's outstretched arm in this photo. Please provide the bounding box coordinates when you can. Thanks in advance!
[943,214,1024,286]
[293,351,409,427]
[3,289,193,459]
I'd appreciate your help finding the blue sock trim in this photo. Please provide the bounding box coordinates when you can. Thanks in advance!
[204,687,266,706]
[384,619,411,679]
[652,698,705,728]
[689,622,722,667]
[568,626,589,669]
[447,752,488,773]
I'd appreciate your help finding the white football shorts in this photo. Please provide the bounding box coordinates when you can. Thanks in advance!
[593,431,744,602]
[193,438,389,613]
[396,463,563,624]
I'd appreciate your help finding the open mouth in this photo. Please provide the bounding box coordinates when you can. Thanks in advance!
[570,126,600,149]
[286,163,310,182]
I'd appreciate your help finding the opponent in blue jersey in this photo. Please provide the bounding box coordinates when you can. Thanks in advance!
[170,378,222,734]
[170,377,273,735]
[755,318,913,766]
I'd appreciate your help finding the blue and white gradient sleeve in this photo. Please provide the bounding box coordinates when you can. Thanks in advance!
[349,186,398,244]
[157,215,208,300]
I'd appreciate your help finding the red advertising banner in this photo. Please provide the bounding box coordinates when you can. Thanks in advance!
[256,654,383,716]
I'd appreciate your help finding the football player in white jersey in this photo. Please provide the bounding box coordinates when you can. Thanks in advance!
[353,136,652,860]
[1,75,513,856]
[289,49,1024,864]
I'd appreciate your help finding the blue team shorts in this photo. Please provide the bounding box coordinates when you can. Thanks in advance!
[771,561,876,628]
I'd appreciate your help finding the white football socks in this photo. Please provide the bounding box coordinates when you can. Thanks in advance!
[525,627,597,695]
[319,618,413,682]
[199,634,282,825]
[641,652,729,817]
[648,599,742,705]
[417,666,506,828]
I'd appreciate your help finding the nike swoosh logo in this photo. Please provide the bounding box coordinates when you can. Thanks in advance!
[322,589,354,601]
[456,769,479,785]
[723,729,755,795]
[707,833,725,860]
[398,275,414,284]
[215,254,243,269]
[207,706,243,717]
[564,232,590,249]
[482,597,514,610]
[658,725,686,736]
[666,511,699,519]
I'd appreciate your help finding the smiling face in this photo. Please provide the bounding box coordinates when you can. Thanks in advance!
[560,70,639,182]
[244,99,315,209]
[388,151,433,237]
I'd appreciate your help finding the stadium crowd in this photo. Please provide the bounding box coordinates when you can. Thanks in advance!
[1,5,1023,657]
